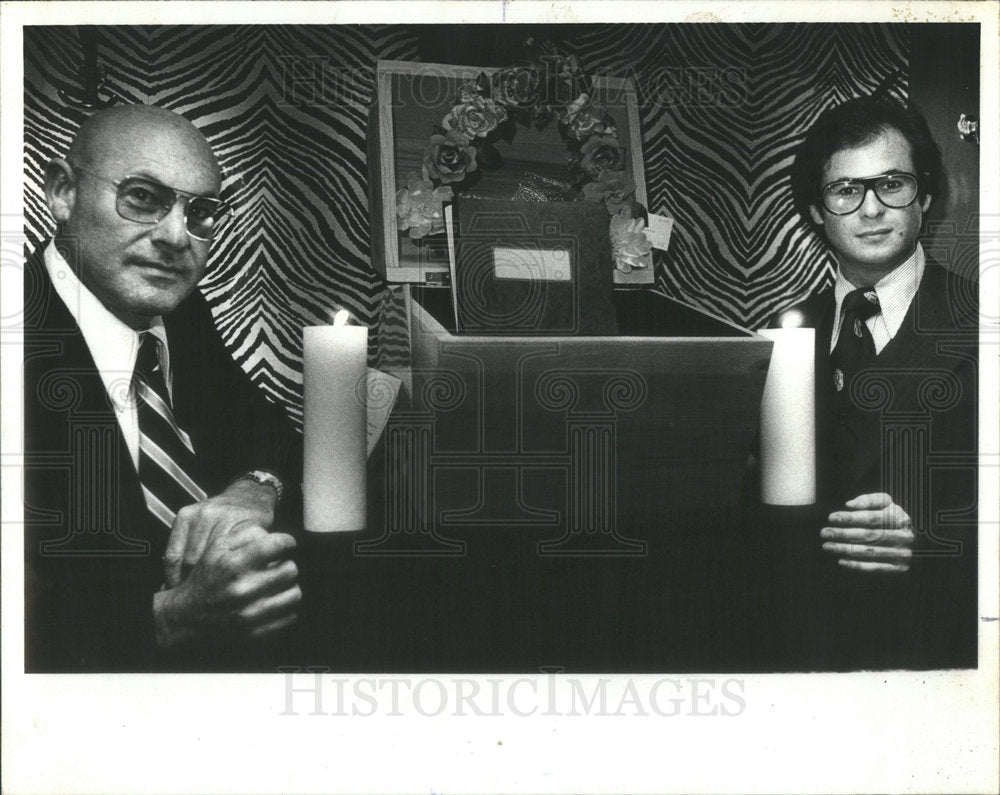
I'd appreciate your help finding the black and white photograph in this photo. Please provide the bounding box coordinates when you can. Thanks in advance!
[2,2,998,793]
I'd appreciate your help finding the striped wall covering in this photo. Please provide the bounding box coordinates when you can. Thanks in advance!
[23,24,909,424]
[565,23,909,327]
[25,25,420,423]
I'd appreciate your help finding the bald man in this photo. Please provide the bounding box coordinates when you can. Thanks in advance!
[25,105,303,671]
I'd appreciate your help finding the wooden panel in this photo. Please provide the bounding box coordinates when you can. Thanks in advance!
[406,287,770,497]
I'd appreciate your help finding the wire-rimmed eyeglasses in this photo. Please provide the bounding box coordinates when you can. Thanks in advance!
[72,164,234,241]
[820,172,920,216]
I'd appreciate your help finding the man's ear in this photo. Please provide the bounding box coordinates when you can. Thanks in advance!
[808,203,825,227]
[920,193,933,213]
[44,159,77,224]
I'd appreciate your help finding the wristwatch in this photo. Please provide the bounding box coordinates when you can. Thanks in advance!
[235,469,285,503]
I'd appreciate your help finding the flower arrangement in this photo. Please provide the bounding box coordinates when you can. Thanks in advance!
[394,41,651,275]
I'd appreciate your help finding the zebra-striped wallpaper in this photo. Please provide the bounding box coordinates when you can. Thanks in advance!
[23,24,909,424]
[566,24,908,325]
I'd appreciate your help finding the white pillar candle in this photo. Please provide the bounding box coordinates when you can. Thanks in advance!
[303,312,368,532]
[757,326,816,506]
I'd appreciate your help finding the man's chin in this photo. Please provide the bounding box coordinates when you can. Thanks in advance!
[114,289,193,328]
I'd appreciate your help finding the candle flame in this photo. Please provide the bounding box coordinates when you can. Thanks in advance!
[332,309,351,327]
[779,310,804,329]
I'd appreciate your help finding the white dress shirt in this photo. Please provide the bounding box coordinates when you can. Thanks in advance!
[44,240,172,471]
[829,242,925,354]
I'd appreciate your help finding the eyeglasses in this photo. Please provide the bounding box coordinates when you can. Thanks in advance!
[72,165,234,241]
[820,172,920,216]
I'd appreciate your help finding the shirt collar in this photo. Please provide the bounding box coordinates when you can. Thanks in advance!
[832,242,925,340]
[43,240,170,407]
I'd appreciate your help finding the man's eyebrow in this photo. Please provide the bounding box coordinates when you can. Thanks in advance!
[824,169,908,183]
[126,168,169,182]
[128,170,221,197]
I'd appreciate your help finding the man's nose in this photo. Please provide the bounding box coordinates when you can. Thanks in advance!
[149,201,190,249]
[858,187,885,218]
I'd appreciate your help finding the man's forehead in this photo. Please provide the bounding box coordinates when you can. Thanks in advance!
[76,108,221,192]
[822,127,915,179]
[100,154,221,195]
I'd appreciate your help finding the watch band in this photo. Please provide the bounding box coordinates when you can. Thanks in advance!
[234,469,285,503]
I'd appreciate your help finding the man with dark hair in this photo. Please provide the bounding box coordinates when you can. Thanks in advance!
[768,96,977,669]
[25,105,304,671]
[790,95,943,229]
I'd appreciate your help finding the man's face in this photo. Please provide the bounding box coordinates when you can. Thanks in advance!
[809,126,932,285]
[57,121,221,328]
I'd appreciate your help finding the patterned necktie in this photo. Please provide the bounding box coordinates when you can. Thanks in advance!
[133,331,206,529]
[830,287,881,395]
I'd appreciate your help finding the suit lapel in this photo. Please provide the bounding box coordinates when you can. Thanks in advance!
[26,244,155,553]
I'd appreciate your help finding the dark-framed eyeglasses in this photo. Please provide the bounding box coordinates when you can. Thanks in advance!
[72,165,234,241]
[819,172,920,216]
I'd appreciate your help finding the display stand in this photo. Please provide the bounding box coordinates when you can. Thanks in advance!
[294,286,775,671]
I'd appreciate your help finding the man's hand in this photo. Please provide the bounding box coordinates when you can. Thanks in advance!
[821,492,915,573]
[163,478,279,588]
[153,521,301,649]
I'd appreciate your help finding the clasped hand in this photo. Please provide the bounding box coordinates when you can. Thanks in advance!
[821,492,915,573]
[153,480,301,649]
[163,479,278,588]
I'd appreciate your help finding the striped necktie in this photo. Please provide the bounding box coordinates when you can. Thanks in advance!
[133,331,207,529]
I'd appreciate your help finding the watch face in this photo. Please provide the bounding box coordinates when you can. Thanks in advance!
[246,470,283,499]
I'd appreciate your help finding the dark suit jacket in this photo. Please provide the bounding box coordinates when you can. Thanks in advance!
[24,243,302,672]
[764,262,978,669]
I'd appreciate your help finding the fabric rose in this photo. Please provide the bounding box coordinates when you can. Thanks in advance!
[582,170,633,215]
[490,66,541,108]
[560,93,607,140]
[422,130,478,185]
[456,80,482,104]
[442,96,508,139]
[579,133,625,179]
[609,209,653,274]
[603,187,638,217]
[395,174,454,239]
